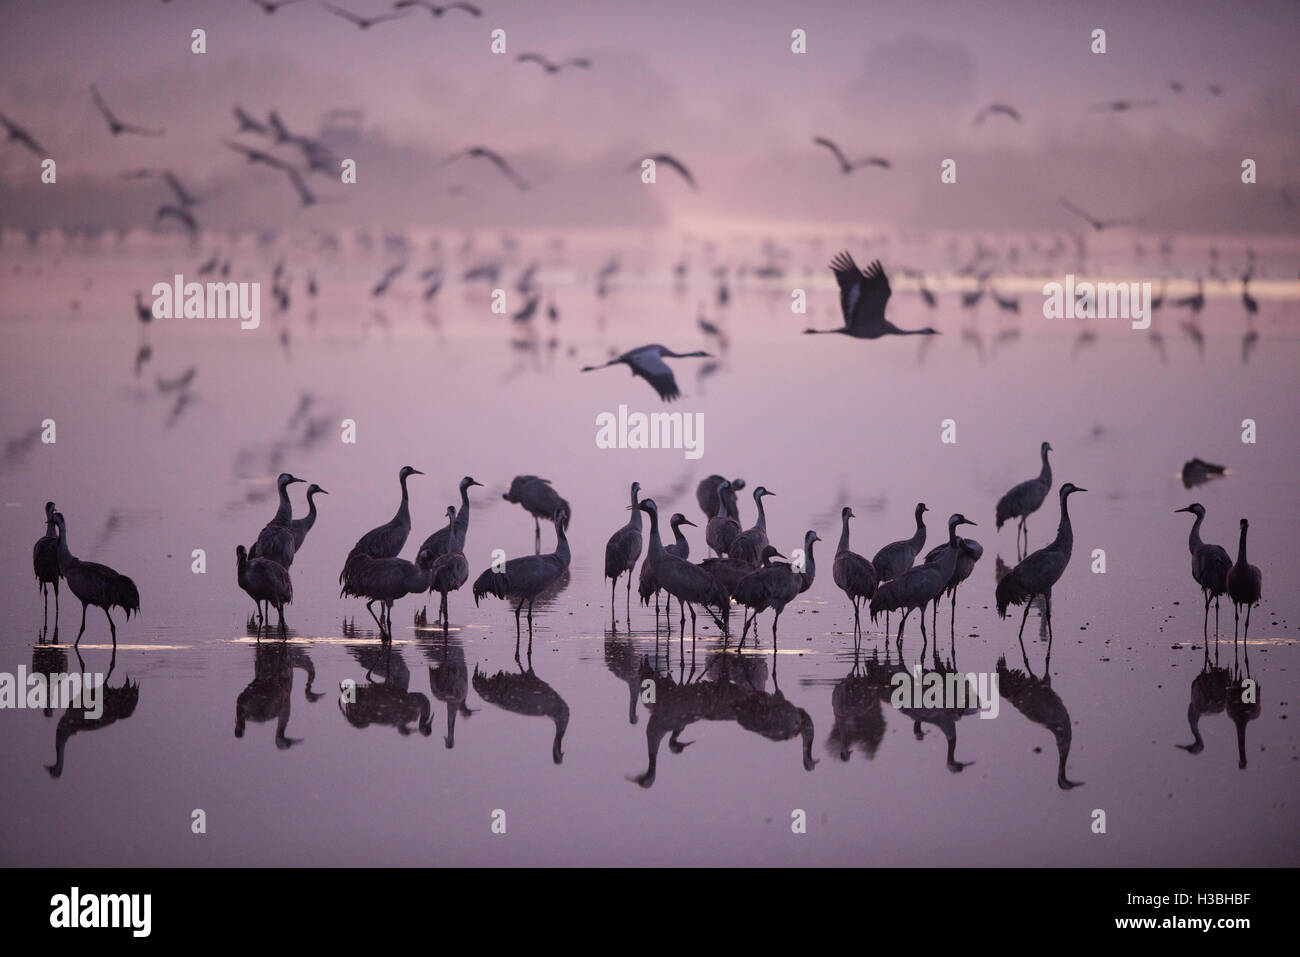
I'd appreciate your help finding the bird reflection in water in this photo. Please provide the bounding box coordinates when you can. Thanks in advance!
[339,643,432,737]
[996,653,1084,790]
[234,637,324,749]
[472,648,569,764]
[46,647,140,779]
[422,632,475,748]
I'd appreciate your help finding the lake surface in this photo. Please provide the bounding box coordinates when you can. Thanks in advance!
[1,234,1296,866]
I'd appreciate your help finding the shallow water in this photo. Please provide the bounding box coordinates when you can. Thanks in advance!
[1,240,1297,866]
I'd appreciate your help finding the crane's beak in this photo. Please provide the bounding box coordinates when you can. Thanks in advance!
[410,469,425,476]
[1074,487,1088,493]
[469,480,483,488]
[290,476,306,484]
[681,518,698,528]
[1174,506,1191,513]
[963,519,977,527]
[317,488,329,495]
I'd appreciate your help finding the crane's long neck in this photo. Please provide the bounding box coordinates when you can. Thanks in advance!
[1039,448,1052,487]
[1235,525,1248,567]
[671,521,688,553]
[837,514,851,554]
[395,474,411,525]
[803,536,817,580]
[1052,494,1074,555]
[1187,512,1205,553]
[237,552,249,588]
[301,491,319,531]
[754,494,767,531]
[553,519,571,567]
[56,522,72,561]
[455,486,471,543]
[713,494,730,522]
[909,511,926,552]
[272,480,295,526]
[645,509,664,559]
[629,488,642,530]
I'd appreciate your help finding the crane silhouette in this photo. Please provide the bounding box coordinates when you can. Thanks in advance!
[728,486,776,565]
[996,441,1052,556]
[52,512,140,646]
[33,501,62,635]
[805,253,938,338]
[422,506,470,628]
[832,507,878,642]
[581,344,712,401]
[995,484,1086,645]
[603,482,644,624]
[1175,503,1232,643]
[236,545,292,633]
[705,479,744,556]
[340,466,423,620]
[251,472,306,568]
[1226,518,1262,645]
[472,507,572,647]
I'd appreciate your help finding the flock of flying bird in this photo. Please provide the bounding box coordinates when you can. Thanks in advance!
[32,445,1264,666]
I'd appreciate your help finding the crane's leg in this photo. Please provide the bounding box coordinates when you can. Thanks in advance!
[1044,593,1054,642]
[625,574,632,624]
[688,603,697,639]
[1213,597,1221,663]
[1233,602,1239,641]
[932,599,938,643]
[1202,590,1210,644]
[1016,601,1031,644]
[771,609,781,649]
[679,598,686,636]
[895,610,908,652]
[42,583,48,630]
[919,608,928,661]
[53,579,60,629]
[365,600,384,634]
[277,601,287,635]
[1244,602,1253,645]
[950,589,958,663]
[76,602,88,646]
[104,608,117,644]
[534,517,541,554]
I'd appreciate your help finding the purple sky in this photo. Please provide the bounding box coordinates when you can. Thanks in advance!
[1,0,1297,231]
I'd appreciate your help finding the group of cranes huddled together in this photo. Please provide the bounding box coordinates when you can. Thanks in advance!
[597,452,1093,658]
[32,442,1263,657]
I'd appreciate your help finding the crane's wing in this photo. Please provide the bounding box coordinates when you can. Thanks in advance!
[653,154,696,189]
[516,53,550,66]
[628,350,681,402]
[89,84,117,125]
[812,136,849,168]
[563,58,592,69]
[447,2,482,14]
[829,252,891,329]
[321,3,364,24]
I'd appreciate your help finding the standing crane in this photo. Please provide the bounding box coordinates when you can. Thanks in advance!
[502,474,570,552]
[634,499,729,640]
[995,484,1086,644]
[416,476,483,564]
[1225,518,1262,645]
[340,465,423,625]
[424,506,470,628]
[923,530,984,655]
[236,545,293,633]
[872,502,928,629]
[1175,503,1232,642]
[728,486,776,565]
[250,472,306,567]
[832,507,878,640]
[734,531,819,646]
[603,482,644,623]
[52,512,140,646]
[705,480,743,556]
[33,501,62,633]
[996,441,1052,556]
[472,507,572,645]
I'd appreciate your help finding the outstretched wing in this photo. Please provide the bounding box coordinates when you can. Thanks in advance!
[654,154,696,189]
[829,252,891,329]
[812,136,849,169]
